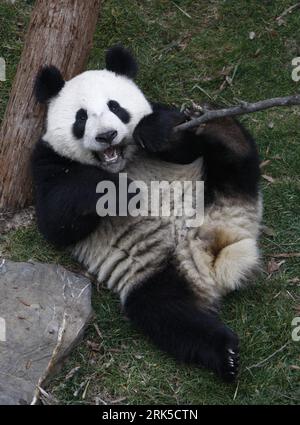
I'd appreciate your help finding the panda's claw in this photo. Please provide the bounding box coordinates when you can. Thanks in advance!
[212,327,240,383]
[227,349,240,378]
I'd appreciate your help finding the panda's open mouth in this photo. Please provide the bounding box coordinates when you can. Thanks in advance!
[94,146,122,164]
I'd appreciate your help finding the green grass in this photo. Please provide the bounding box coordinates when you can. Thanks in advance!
[1,0,300,405]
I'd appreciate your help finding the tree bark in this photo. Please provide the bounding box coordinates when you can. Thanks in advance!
[0,0,101,210]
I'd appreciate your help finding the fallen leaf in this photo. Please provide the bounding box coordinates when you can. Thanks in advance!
[269,30,278,38]
[260,160,271,169]
[290,365,300,370]
[287,277,300,284]
[225,75,233,85]
[267,258,285,275]
[277,18,286,26]
[262,225,275,237]
[110,397,127,404]
[65,366,81,381]
[262,174,275,183]
[134,354,144,360]
[87,340,101,352]
[219,65,234,76]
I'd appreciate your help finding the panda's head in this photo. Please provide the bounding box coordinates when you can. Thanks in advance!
[34,46,152,173]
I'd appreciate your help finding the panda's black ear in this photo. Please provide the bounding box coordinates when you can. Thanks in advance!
[105,45,138,79]
[34,65,65,103]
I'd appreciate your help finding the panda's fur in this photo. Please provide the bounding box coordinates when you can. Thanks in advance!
[32,46,262,382]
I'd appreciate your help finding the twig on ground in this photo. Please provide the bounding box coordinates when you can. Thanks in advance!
[94,323,103,340]
[174,94,300,132]
[172,1,192,19]
[35,386,59,405]
[95,396,108,405]
[276,3,300,22]
[74,380,88,398]
[246,342,289,370]
[65,366,81,382]
[82,378,91,399]
[266,253,300,258]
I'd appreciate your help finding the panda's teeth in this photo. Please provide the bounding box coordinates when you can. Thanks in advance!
[103,147,120,163]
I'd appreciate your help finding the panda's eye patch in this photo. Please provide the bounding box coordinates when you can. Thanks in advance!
[108,100,120,112]
[108,100,130,124]
[76,108,88,122]
[73,108,88,139]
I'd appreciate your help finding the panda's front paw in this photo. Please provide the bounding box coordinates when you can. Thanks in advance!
[133,110,185,153]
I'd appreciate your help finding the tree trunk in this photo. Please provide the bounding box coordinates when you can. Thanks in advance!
[0,0,101,210]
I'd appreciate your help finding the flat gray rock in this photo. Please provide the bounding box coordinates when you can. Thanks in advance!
[0,259,93,405]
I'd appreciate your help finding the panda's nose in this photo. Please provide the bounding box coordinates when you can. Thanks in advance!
[95,130,117,144]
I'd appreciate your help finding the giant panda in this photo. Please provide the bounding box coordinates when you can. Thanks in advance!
[31,46,262,382]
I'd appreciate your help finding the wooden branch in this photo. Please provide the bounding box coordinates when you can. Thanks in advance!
[174,94,300,132]
[276,3,300,22]
[0,0,101,210]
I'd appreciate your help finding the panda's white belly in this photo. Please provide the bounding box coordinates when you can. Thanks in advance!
[72,152,261,304]
[72,154,204,301]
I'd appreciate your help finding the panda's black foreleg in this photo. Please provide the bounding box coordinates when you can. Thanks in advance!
[124,264,239,382]
[133,105,260,202]
[32,140,136,248]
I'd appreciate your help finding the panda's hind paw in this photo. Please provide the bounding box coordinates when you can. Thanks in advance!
[223,347,240,382]
[214,328,240,383]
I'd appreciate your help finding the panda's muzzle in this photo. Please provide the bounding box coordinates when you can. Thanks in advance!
[94,130,123,164]
[95,130,117,144]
